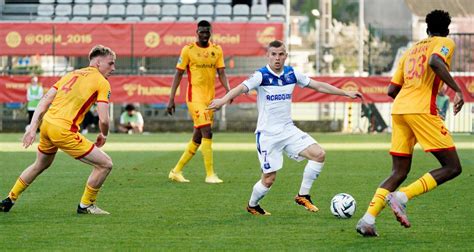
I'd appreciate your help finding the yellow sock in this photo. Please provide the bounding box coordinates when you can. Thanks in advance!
[400,173,438,200]
[173,140,200,173]
[80,184,100,206]
[366,187,390,217]
[201,138,214,177]
[8,177,29,202]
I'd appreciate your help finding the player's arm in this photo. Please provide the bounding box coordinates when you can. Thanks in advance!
[217,68,233,104]
[388,84,401,99]
[208,84,249,110]
[429,54,464,115]
[217,68,231,92]
[95,102,109,148]
[167,69,185,115]
[307,79,362,99]
[22,88,57,148]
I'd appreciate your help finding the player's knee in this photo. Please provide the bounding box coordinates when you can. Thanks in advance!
[310,149,325,162]
[392,171,408,182]
[262,174,276,187]
[100,158,113,172]
[262,178,274,188]
[449,163,462,178]
[105,159,113,171]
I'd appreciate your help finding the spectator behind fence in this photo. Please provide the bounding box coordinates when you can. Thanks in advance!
[26,76,43,131]
[81,104,99,134]
[118,104,144,134]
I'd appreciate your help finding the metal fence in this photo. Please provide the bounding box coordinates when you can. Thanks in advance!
[451,33,474,74]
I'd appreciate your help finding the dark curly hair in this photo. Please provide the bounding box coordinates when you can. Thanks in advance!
[197,20,211,28]
[426,10,451,36]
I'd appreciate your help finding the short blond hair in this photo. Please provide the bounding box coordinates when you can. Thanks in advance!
[89,45,116,61]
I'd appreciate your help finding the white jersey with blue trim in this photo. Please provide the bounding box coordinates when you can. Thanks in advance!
[242,65,311,135]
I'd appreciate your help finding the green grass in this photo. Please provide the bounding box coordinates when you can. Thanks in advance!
[0,133,473,250]
[1,132,473,143]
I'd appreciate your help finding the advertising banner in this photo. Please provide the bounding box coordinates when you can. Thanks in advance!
[2,75,473,103]
[0,22,283,56]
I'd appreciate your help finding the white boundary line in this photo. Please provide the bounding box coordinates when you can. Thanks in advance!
[0,142,472,152]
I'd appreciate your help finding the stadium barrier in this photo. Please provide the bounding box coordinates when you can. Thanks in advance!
[1,75,473,103]
[1,76,472,133]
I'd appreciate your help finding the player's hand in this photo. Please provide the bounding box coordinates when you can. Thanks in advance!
[167,101,175,115]
[95,133,107,148]
[453,91,464,115]
[208,98,225,111]
[22,130,36,149]
[346,91,363,99]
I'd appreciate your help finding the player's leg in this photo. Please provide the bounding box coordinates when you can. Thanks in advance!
[389,115,460,226]
[247,132,282,215]
[247,172,275,216]
[283,128,321,212]
[394,149,461,207]
[357,115,415,236]
[397,114,460,200]
[382,155,412,228]
[169,102,204,182]
[360,141,413,231]
[429,149,462,184]
[52,128,112,214]
[168,128,200,182]
[192,104,221,183]
[294,143,324,212]
[0,151,56,212]
[77,146,113,214]
[200,125,222,183]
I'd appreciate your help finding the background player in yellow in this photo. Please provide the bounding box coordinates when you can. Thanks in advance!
[167,20,231,184]
[0,45,116,215]
[356,10,465,237]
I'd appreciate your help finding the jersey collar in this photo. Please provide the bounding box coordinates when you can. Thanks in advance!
[265,64,285,77]
[195,41,211,48]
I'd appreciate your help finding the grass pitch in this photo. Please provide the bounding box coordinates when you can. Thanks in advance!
[0,133,473,250]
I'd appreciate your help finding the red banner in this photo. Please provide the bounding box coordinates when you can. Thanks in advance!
[1,75,473,104]
[0,22,283,57]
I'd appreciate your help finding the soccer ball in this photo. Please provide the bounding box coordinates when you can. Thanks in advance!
[330,193,356,218]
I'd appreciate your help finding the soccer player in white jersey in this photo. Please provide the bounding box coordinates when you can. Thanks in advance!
[208,40,362,215]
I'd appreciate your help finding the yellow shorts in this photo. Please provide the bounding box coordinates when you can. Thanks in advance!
[390,114,455,156]
[38,120,95,159]
[187,102,214,128]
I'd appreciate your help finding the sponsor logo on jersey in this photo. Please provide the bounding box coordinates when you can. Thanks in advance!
[195,63,216,68]
[266,93,292,101]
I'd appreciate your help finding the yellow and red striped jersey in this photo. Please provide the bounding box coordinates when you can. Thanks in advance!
[176,42,225,103]
[43,67,111,132]
[391,36,455,115]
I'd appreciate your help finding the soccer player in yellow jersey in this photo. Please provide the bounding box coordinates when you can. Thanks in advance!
[167,20,231,183]
[356,10,465,237]
[0,45,116,215]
